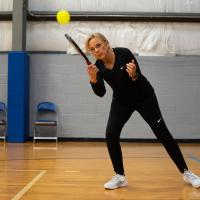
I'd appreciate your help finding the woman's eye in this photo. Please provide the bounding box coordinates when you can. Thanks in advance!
[89,43,103,52]
[96,43,101,48]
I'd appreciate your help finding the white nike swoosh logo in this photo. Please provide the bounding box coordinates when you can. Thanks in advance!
[157,118,161,123]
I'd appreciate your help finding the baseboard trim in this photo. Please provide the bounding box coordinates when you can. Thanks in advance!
[27,137,200,143]
[56,137,200,143]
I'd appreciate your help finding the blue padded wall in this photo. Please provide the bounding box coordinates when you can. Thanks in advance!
[7,52,30,142]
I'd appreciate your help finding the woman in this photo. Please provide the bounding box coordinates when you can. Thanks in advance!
[85,32,200,190]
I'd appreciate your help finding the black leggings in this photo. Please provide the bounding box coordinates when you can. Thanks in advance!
[106,94,188,175]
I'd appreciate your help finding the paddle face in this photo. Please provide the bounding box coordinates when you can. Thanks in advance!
[65,34,91,65]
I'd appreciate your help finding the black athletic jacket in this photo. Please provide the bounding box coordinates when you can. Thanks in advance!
[90,47,154,106]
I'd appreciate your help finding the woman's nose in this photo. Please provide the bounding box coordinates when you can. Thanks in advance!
[94,48,99,53]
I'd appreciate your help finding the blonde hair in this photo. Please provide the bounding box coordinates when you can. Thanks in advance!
[85,32,109,52]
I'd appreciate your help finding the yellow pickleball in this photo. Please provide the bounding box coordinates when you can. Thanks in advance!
[56,10,70,25]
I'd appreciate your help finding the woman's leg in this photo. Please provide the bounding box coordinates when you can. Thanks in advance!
[137,94,188,173]
[106,99,134,175]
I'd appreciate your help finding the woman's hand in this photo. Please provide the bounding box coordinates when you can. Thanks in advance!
[126,60,138,81]
[87,64,99,83]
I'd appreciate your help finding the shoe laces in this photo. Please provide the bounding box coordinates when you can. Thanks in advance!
[185,171,199,181]
[111,174,124,182]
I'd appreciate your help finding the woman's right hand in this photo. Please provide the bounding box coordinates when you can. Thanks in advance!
[87,64,99,83]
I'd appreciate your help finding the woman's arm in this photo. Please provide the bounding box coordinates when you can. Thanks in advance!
[87,64,106,97]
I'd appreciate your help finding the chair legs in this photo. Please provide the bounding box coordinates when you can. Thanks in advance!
[0,124,6,143]
[33,125,58,149]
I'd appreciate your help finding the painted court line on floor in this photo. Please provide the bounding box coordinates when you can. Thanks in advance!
[11,170,46,200]
[188,154,200,163]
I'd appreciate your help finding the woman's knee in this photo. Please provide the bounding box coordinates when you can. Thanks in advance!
[151,120,175,143]
[106,129,120,144]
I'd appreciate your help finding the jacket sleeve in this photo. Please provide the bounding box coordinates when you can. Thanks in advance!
[90,72,106,97]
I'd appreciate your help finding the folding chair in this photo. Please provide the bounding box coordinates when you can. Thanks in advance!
[0,102,6,142]
[33,102,58,144]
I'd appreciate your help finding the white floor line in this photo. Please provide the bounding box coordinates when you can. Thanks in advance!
[0,169,44,172]
[11,170,46,200]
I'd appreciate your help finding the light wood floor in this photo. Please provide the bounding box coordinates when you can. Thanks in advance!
[0,141,200,200]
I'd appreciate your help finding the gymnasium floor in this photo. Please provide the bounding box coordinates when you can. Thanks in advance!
[0,141,200,200]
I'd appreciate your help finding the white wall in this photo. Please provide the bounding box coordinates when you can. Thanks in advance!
[29,54,200,139]
[28,0,200,12]
[1,53,200,139]
[1,0,200,55]
[0,22,12,51]
[0,55,8,103]
[2,0,198,12]
[26,21,200,56]
[0,0,12,11]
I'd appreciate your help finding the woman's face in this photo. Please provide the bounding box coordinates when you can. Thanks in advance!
[88,37,109,60]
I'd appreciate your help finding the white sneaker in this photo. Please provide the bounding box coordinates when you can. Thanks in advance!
[183,170,200,188]
[104,174,128,190]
